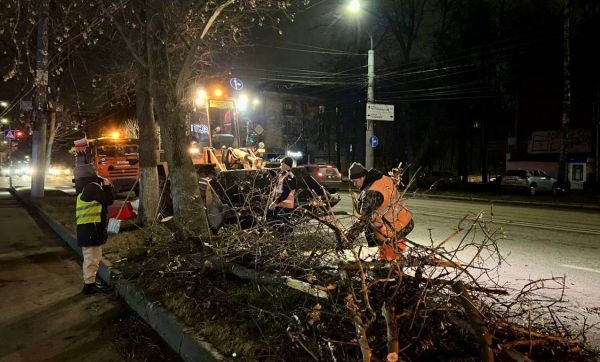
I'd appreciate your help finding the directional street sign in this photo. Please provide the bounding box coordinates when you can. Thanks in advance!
[4,130,15,140]
[367,103,394,121]
[229,78,244,91]
[368,135,379,148]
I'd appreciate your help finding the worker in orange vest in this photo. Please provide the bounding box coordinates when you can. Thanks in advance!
[269,157,297,234]
[344,162,413,260]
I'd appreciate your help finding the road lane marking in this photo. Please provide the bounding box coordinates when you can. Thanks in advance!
[560,264,600,274]
[410,210,600,236]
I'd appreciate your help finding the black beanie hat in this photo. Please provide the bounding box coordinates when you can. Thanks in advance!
[349,162,368,179]
[281,157,294,168]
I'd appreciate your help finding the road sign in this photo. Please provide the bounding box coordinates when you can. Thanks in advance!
[367,103,394,121]
[254,124,264,135]
[192,124,209,134]
[229,78,244,91]
[4,130,15,139]
[368,135,379,148]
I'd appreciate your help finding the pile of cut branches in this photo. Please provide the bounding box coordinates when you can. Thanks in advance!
[119,172,598,361]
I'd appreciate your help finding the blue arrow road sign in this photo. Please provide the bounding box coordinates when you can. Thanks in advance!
[229,78,244,91]
[369,135,379,148]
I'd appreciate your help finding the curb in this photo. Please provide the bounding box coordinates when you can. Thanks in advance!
[9,188,223,362]
[405,192,600,211]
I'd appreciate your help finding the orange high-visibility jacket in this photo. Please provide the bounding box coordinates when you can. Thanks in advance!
[275,170,295,209]
[366,175,412,260]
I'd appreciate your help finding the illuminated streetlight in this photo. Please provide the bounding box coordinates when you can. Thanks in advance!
[0,101,8,108]
[0,118,8,124]
[346,0,361,14]
[110,131,121,139]
[213,87,223,97]
[236,94,249,112]
[194,88,207,106]
[252,97,260,106]
[344,0,375,169]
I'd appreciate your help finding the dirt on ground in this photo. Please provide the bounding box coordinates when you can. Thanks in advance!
[22,188,599,362]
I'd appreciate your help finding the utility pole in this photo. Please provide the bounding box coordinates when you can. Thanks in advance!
[595,89,599,185]
[365,36,375,169]
[558,0,571,186]
[31,0,49,200]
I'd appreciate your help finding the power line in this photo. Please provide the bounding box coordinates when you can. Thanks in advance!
[252,44,366,56]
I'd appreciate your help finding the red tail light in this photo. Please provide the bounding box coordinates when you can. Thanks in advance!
[317,172,323,178]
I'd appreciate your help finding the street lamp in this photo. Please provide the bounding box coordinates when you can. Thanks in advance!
[0,101,8,108]
[0,118,8,125]
[194,88,207,107]
[236,93,249,112]
[346,0,361,14]
[344,0,375,169]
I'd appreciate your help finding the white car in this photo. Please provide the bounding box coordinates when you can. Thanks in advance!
[500,169,558,195]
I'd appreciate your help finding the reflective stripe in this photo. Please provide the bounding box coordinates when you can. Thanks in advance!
[76,193,102,225]
[275,171,295,209]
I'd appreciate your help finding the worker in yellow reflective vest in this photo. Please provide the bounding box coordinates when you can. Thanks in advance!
[344,162,413,261]
[268,157,297,234]
[74,162,114,295]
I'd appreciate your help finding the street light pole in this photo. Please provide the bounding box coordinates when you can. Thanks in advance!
[31,0,49,200]
[365,36,374,169]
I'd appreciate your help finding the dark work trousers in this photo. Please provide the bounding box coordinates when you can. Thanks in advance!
[365,227,377,247]
[272,206,293,235]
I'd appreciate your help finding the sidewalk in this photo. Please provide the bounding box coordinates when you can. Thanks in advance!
[0,189,178,362]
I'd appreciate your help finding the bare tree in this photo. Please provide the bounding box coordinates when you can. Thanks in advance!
[98,0,295,235]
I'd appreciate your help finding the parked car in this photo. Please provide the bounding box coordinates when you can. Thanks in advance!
[305,164,342,193]
[417,171,458,189]
[500,169,558,195]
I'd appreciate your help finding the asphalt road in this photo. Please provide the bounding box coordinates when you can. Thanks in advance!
[335,191,600,345]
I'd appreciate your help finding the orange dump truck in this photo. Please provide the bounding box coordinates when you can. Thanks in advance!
[78,136,140,193]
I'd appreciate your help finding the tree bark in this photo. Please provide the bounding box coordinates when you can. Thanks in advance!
[135,66,160,226]
[45,105,57,178]
[150,51,210,237]
[31,0,50,200]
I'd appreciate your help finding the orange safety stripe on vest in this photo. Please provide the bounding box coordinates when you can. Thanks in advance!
[275,171,295,209]
[366,175,412,260]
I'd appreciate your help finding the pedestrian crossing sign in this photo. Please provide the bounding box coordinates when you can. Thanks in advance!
[3,130,15,139]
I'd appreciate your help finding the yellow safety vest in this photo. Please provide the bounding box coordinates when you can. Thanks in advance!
[76,192,102,225]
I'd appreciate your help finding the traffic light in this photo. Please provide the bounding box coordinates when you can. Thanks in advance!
[15,130,25,139]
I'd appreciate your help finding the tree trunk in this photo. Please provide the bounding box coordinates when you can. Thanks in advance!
[146,0,210,238]
[31,0,49,201]
[135,66,160,226]
[152,86,209,237]
[45,106,57,178]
